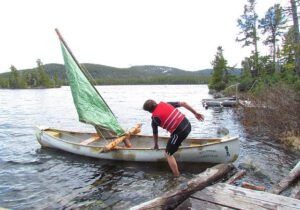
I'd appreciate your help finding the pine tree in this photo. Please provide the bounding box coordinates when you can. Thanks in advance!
[36,59,52,88]
[259,4,288,72]
[281,27,296,72]
[54,72,60,87]
[9,65,21,88]
[209,46,228,91]
[240,57,254,91]
[236,0,260,77]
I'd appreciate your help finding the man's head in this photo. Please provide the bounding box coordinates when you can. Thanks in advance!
[143,99,157,113]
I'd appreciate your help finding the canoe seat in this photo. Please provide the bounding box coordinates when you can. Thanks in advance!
[46,130,61,138]
[80,135,100,145]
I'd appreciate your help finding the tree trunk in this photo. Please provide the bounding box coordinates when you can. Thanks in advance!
[131,164,234,210]
[253,26,259,77]
[290,0,300,76]
[273,37,276,72]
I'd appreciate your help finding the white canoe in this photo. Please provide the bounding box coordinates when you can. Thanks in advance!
[36,127,239,163]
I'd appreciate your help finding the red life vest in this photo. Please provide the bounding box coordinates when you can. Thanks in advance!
[152,102,185,133]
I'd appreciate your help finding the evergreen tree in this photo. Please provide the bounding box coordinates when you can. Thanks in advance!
[36,59,52,88]
[0,77,9,88]
[259,4,288,72]
[281,27,296,72]
[236,0,260,77]
[8,65,27,88]
[209,46,228,91]
[9,65,18,88]
[240,57,254,91]
[54,72,60,87]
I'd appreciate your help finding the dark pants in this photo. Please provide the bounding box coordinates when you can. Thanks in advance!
[166,117,191,156]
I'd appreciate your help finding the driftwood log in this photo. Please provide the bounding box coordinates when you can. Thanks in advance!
[291,181,300,199]
[130,163,234,210]
[270,161,300,195]
[226,169,246,184]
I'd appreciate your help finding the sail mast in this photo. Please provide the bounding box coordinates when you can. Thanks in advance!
[54,28,117,118]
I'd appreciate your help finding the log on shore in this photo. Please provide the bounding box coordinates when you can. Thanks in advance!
[270,161,300,195]
[130,163,234,210]
[291,181,300,199]
[226,169,246,184]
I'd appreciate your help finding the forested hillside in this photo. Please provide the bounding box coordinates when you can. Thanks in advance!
[0,63,217,87]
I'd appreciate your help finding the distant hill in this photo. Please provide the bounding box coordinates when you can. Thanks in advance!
[43,63,214,79]
[0,63,240,85]
[0,63,211,80]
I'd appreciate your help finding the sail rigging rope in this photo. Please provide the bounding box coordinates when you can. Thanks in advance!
[80,64,98,87]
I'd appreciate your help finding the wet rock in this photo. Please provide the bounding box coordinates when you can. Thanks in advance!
[217,127,229,136]
[239,157,270,180]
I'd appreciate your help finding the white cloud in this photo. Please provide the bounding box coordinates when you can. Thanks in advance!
[0,0,289,73]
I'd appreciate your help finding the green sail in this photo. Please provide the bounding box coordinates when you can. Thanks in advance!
[60,41,125,136]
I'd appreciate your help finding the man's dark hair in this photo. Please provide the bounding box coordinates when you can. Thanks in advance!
[143,99,157,113]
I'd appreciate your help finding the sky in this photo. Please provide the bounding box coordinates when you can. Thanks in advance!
[0,0,289,73]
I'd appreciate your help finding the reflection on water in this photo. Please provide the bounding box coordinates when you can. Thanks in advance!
[0,85,299,209]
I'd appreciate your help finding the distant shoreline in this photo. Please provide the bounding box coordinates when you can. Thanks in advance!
[0,83,210,89]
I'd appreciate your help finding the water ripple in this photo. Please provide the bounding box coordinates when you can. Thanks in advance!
[0,85,299,209]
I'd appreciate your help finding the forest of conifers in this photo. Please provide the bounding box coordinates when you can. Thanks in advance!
[209,0,299,94]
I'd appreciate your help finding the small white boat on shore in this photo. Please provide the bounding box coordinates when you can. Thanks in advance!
[36,127,239,163]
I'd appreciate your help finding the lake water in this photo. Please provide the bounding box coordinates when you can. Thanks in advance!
[0,85,299,209]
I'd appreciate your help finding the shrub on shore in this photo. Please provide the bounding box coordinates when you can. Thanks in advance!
[235,84,300,149]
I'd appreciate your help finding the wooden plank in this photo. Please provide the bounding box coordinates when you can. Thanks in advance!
[176,197,234,210]
[79,134,100,145]
[192,183,300,210]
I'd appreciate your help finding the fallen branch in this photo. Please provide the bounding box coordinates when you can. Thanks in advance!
[269,161,300,194]
[226,169,246,184]
[130,163,234,210]
[241,182,266,191]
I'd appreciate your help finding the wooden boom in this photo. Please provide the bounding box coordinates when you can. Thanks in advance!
[103,124,141,152]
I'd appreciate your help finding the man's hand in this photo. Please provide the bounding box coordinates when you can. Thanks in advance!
[195,112,204,121]
[154,143,159,150]
[180,102,204,122]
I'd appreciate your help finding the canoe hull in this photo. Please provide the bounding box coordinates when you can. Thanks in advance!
[36,127,239,163]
